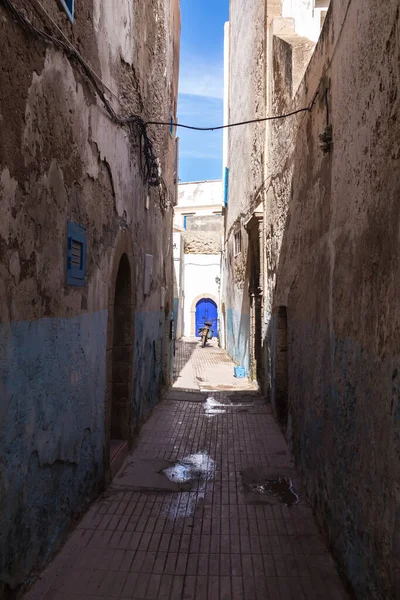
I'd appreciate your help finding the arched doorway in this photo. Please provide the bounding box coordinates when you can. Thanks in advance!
[195,298,218,336]
[110,254,133,472]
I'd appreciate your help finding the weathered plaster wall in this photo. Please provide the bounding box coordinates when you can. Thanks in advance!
[184,216,223,256]
[221,0,267,373]
[174,180,223,229]
[0,0,180,596]
[265,1,400,597]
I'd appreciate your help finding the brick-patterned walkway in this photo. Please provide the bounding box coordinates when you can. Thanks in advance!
[173,338,255,392]
[25,343,349,600]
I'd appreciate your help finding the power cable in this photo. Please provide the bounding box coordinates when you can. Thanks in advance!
[146,105,315,132]
[2,0,320,207]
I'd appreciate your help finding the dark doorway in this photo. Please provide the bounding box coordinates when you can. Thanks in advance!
[274,306,289,428]
[247,213,263,383]
[111,254,133,460]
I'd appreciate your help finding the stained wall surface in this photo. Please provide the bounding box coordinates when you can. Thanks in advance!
[0,0,180,596]
[221,0,267,374]
[264,1,400,597]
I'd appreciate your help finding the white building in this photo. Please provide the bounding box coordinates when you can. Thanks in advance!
[174,181,223,339]
[174,180,224,230]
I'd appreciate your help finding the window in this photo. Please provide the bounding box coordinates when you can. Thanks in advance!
[66,220,86,286]
[60,0,74,23]
[234,230,242,256]
[183,214,195,229]
[213,212,222,216]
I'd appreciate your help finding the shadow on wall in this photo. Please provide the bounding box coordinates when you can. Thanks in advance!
[262,4,400,596]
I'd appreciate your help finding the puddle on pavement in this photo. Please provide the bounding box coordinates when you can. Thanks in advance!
[162,452,215,484]
[204,396,253,417]
[249,477,299,506]
[205,397,227,416]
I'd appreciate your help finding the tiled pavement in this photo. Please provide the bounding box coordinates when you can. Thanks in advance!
[25,341,349,600]
[173,338,255,392]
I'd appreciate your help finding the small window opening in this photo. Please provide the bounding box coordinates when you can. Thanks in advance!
[66,220,86,286]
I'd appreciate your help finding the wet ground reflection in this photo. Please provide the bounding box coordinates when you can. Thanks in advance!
[162,452,215,484]
[249,477,299,506]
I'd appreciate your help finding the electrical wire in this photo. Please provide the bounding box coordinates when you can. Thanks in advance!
[146,105,314,132]
[2,0,320,207]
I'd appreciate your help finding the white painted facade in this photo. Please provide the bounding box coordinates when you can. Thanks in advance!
[174,180,223,230]
[174,180,223,339]
[173,230,184,339]
[282,0,330,42]
[183,254,221,337]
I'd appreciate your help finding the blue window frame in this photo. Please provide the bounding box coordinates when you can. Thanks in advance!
[183,214,195,230]
[66,220,86,286]
[223,167,229,207]
[60,0,74,23]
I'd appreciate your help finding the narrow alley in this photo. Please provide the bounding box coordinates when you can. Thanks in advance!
[24,341,349,600]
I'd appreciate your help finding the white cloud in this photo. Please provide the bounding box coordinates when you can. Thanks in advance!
[179,56,224,100]
[177,92,223,165]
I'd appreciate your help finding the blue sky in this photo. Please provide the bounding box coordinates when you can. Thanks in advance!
[178,0,228,183]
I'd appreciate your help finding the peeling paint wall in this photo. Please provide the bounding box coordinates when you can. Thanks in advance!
[0,0,180,596]
[264,0,400,597]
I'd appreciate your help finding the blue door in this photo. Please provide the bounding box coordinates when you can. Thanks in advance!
[196,298,218,337]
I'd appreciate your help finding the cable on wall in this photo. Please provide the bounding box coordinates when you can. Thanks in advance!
[2,0,320,210]
[1,0,169,210]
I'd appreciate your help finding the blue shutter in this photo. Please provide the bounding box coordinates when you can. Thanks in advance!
[66,220,86,286]
[223,167,229,207]
[60,0,74,23]
[183,215,188,230]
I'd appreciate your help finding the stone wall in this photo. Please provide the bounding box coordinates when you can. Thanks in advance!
[265,1,400,597]
[184,215,222,255]
[221,0,267,373]
[0,0,180,596]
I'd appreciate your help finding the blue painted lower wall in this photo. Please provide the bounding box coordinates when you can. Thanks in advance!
[0,306,173,596]
[225,308,250,374]
[132,309,167,426]
[0,311,108,594]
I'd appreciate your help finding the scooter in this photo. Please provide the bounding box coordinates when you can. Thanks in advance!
[198,320,214,347]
